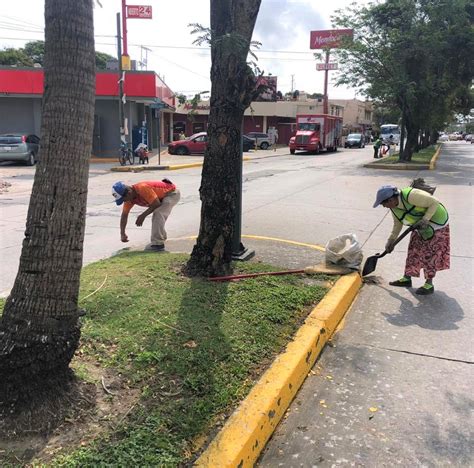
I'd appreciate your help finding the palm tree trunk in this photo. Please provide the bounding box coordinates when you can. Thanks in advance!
[0,0,95,409]
[186,0,262,277]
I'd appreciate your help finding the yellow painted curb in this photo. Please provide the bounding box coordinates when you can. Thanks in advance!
[167,162,203,170]
[196,272,362,468]
[429,144,442,170]
[168,157,250,170]
[110,165,146,172]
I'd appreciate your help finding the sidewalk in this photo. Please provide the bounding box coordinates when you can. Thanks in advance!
[258,142,474,466]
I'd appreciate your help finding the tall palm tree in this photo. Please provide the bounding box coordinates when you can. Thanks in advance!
[0,0,95,410]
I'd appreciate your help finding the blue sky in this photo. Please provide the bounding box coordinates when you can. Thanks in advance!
[0,0,368,99]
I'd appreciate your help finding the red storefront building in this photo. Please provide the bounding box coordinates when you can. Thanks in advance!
[0,67,175,157]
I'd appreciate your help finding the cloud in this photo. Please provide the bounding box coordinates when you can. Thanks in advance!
[253,0,325,49]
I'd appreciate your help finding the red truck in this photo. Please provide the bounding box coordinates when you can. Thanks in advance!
[289,114,343,154]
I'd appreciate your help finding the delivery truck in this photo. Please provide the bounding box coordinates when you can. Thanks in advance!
[289,114,343,154]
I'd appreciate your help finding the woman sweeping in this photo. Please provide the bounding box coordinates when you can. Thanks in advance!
[373,184,450,295]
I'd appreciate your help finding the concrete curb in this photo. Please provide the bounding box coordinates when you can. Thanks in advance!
[196,272,362,468]
[110,157,252,172]
[363,144,441,171]
[363,162,429,170]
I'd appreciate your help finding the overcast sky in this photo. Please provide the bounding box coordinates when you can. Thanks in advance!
[0,0,368,99]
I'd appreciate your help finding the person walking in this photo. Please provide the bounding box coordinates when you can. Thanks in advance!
[112,179,180,252]
[373,137,382,158]
[373,184,450,295]
[272,129,279,151]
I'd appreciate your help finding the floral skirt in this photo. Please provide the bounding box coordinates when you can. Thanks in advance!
[405,225,450,279]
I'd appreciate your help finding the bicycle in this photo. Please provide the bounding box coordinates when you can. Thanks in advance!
[118,142,134,166]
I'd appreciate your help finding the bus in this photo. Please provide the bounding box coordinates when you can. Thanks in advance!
[380,124,400,144]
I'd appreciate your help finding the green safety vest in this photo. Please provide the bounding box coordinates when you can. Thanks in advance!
[390,187,449,240]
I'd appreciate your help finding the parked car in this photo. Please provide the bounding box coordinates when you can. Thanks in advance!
[0,134,40,165]
[244,132,271,149]
[438,134,449,142]
[168,132,256,155]
[168,132,207,155]
[344,133,365,148]
[242,135,256,151]
[464,134,473,142]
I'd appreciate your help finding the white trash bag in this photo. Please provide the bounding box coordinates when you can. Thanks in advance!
[325,234,363,270]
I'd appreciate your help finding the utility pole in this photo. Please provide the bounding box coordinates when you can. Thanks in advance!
[323,50,330,114]
[140,45,152,70]
[121,0,130,70]
[116,13,125,143]
[290,74,295,93]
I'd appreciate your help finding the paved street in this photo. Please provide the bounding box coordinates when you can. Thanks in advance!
[1,142,473,465]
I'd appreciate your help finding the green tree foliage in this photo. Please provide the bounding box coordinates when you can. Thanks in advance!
[95,50,116,70]
[23,40,45,65]
[0,48,34,66]
[331,0,474,160]
[1,41,114,70]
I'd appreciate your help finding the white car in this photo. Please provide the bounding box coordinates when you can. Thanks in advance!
[438,134,449,142]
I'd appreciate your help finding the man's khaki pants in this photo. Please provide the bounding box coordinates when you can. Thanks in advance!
[150,190,180,246]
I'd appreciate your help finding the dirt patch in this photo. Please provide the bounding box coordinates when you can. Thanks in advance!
[0,358,140,465]
[0,180,12,194]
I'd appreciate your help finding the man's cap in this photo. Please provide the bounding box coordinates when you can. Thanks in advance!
[373,185,399,207]
[112,181,127,205]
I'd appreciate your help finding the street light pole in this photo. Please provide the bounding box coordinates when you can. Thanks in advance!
[323,49,330,114]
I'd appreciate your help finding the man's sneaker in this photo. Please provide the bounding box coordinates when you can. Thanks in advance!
[389,276,412,287]
[146,244,165,252]
[416,283,434,295]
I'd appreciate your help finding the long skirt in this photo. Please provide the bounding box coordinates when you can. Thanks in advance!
[405,225,450,279]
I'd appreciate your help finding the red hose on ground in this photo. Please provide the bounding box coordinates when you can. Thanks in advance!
[209,269,306,282]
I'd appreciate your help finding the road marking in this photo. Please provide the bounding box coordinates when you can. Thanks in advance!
[241,234,325,252]
[170,234,325,252]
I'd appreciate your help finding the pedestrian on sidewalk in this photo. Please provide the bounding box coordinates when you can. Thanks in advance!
[112,179,180,252]
[272,129,279,151]
[373,185,450,295]
[373,137,382,158]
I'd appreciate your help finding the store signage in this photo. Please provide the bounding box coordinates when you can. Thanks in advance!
[316,63,338,71]
[310,29,353,49]
[126,5,152,19]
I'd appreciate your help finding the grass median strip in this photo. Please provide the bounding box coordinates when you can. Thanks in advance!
[373,145,438,165]
[1,252,332,466]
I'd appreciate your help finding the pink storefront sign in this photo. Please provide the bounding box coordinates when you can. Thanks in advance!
[310,29,353,49]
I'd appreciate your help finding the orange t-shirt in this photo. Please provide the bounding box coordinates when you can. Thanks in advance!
[122,180,176,214]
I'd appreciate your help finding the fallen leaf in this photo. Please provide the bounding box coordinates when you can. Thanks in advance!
[319,399,326,404]
[326,375,333,380]
[183,340,197,348]
[369,407,378,412]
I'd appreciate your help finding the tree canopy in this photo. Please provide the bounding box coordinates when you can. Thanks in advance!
[331,0,474,159]
[0,40,114,70]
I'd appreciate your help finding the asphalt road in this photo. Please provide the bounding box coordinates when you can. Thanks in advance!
[1,142,473,466]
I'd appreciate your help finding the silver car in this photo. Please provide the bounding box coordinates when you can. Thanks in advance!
[0,134,40,166]
[245,132,272,149]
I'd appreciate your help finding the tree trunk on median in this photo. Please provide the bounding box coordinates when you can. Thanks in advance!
[0,0,95,413]
[186,0,262,277]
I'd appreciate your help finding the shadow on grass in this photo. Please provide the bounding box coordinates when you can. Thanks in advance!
[169,278,232,451]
